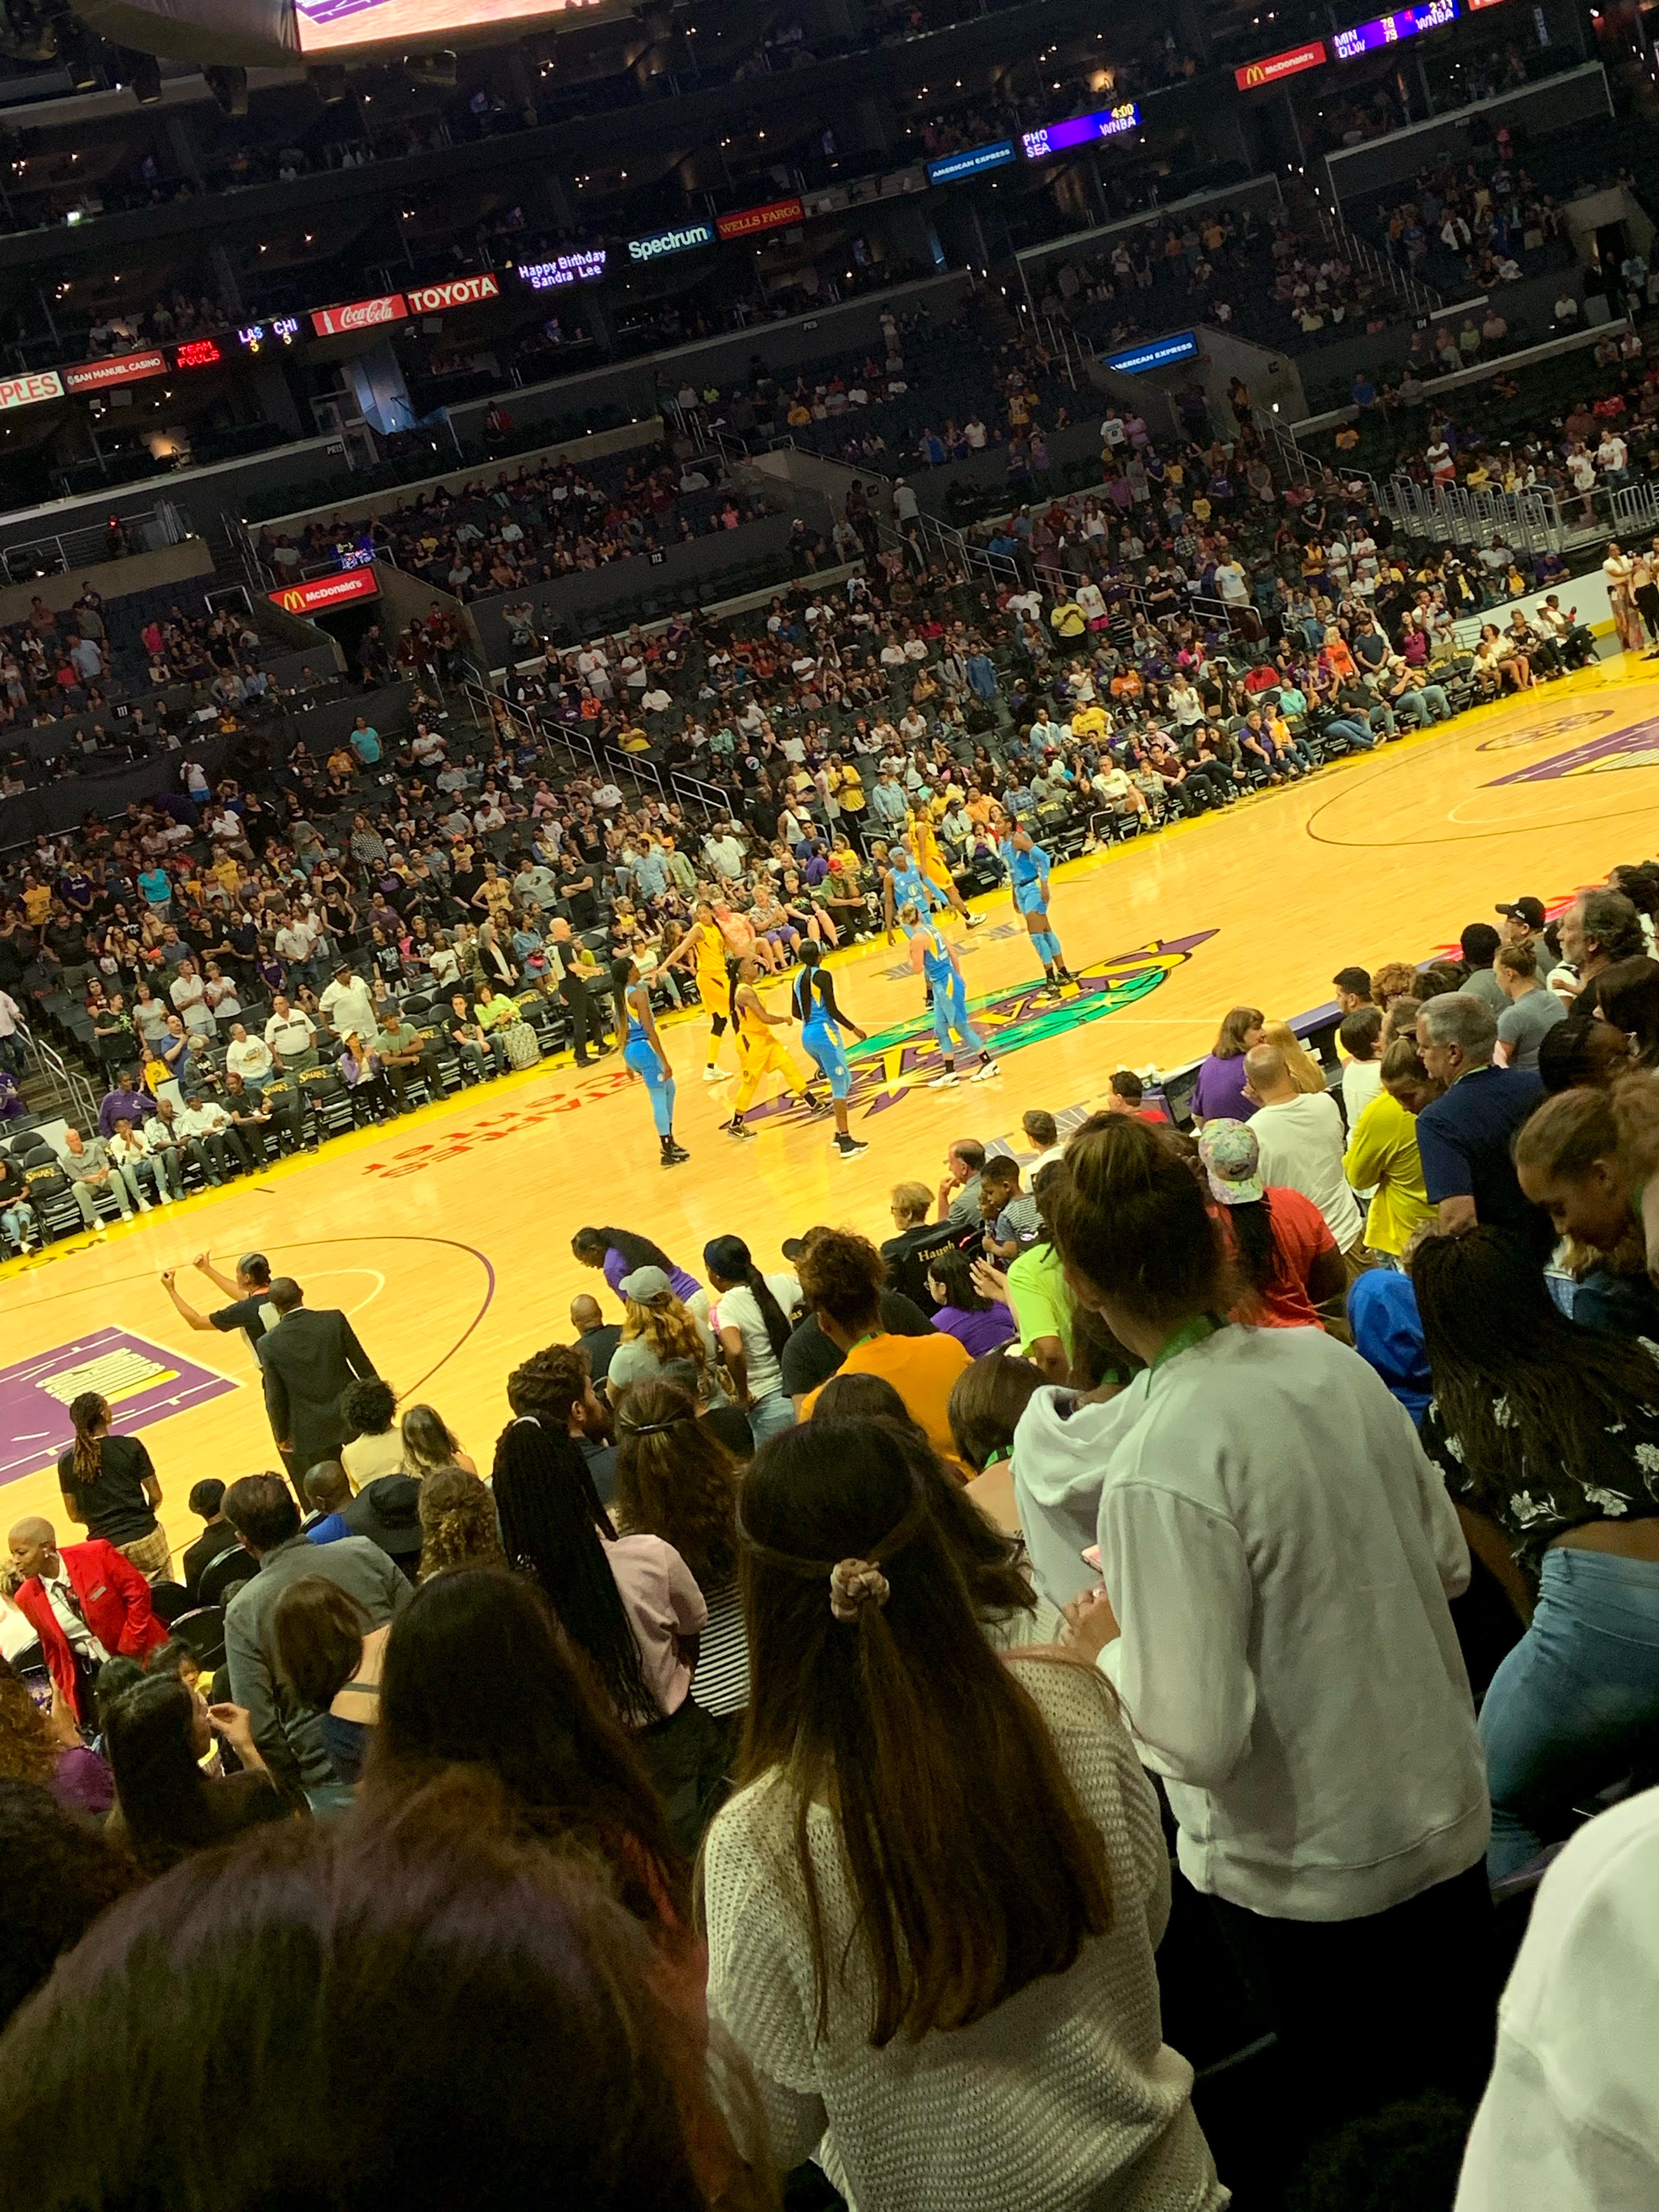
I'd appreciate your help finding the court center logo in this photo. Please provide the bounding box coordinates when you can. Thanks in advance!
[1486,715,1659,781]
[744,928,1219,1128]
[361,929,1219,1174]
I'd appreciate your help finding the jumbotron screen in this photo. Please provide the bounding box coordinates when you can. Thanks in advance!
[295,0,572,50]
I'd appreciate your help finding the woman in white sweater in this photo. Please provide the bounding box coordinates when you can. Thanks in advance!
[1042,1117,1493,2148]
[703,1415,1225,2212]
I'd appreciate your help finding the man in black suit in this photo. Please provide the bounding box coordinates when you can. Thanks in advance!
[550,918,610,1069]
[254,1277,378,1479]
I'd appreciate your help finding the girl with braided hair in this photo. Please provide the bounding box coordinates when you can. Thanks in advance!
[57,1391,170,1583]
[703,1414,1222,2211]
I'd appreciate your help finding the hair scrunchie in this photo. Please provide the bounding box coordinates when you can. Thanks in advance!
[828,1558,890,1623]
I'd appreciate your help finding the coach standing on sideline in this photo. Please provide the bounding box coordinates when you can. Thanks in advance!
[551,918,610,1069]
[255,1278,379,1479]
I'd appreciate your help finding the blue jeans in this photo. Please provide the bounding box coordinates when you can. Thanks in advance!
[747,1390,797,1442]
[1480,1546,1659,1877]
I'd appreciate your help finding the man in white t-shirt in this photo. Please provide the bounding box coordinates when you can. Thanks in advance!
[319,964,379,1048]
[225,1022,275,1091]
[1244,1042,1363,1258]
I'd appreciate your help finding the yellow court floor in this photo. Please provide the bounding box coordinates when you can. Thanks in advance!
[7,650,1659,1558]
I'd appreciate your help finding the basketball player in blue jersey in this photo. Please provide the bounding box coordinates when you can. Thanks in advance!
[901,904,999,1086]
[793,942,871,1160]
[997,817,1073,996]
[612,953,688,1167]
[882,840,949,939]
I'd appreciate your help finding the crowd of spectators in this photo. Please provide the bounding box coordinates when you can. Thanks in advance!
[4,851,1659,2206]
[256,439,772,609]
[0,582,279,744]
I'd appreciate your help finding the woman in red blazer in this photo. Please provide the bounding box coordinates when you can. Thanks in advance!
[7,1520,168,1718]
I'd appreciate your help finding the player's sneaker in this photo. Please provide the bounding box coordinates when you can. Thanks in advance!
[833,1132,870,1159]
[726,1117,756,1141]
[965,912,986,929]
[970,1058,1001,1081]
[928,1068,959,1088]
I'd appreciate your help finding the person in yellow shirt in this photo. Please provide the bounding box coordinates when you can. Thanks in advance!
[795,1226,970,1466]
[725,955,817,1141]
[663,900,736,1080]
[1342,1037,1437,1257]
[1072,701,1108,742]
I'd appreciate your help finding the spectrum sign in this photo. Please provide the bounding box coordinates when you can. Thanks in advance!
[1234,39,1329,87]
[1021,103,1140,162]
[627,222,716,263]
[927,139,1017,184]
[268,568,381,616]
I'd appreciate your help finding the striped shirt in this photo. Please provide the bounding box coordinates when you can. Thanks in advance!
[693,1578,751,1718]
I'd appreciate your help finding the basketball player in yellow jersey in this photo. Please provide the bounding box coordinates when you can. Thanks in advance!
[908,800,983,929]
[663,900,736,1080]
[725,955,821,1140]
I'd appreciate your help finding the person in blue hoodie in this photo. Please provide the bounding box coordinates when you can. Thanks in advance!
[1346,1267,1430,1425]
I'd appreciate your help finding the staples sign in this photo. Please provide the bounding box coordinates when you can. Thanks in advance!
[0,370,64,411]
[309,294,409,337]
[405,273,501,315]
[268,569,381,617]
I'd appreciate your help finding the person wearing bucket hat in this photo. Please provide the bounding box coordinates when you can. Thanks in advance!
[343,1475,425,1585]
[1197,1119,1346,1330]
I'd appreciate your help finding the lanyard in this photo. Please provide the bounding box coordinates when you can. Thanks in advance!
[848,1330,884,1355]
[1149,1313,1223,1375]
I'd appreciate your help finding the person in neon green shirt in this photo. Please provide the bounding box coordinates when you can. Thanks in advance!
[473,984,522,1034]
[1342,1039,1436,1257]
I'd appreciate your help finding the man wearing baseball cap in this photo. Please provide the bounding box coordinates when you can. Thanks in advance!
[318,959,380,1048]
[1496,897,1556,981]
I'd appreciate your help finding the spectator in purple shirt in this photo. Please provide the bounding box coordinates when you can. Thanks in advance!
[572,1224,702,1308]
[926,1247,1017,1357]
[97,1071,155,1138]
[1192,1005,1266,1126]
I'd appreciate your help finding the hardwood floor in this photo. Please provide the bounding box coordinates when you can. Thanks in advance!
[7,651,1659,1560]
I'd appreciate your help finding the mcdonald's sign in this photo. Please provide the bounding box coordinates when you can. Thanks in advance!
[268,568,381,617]
[1234,40,1328,88]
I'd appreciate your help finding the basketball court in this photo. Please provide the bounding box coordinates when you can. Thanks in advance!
[7,649,1659,1556]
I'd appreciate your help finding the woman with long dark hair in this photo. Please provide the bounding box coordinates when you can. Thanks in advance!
[1195,1119,1346,1328]
[102,1674,286,1875]
[706,1415,1222,2211]
[1042,1116,1489,2144]
[703,1233,798,1443]
[613,1380,749,1719]
[57,1391,170,1582]
[365,1568,692,1942]
[925,1245,1015,1356]
[1189,1005,1263,1126]
[493,1415,726,1853]
[1410,1226,1659,1877]
[571,1224,701,1306]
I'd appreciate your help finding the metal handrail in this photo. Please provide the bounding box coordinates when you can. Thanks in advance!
[3,502,196,584]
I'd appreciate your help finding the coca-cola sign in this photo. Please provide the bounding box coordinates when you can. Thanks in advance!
[309,294,410,338]
[405,273,501,314]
